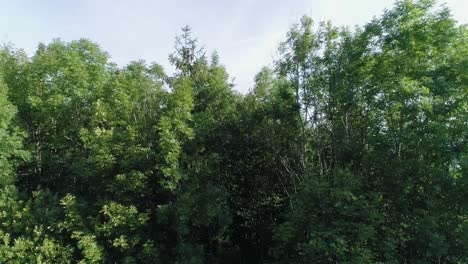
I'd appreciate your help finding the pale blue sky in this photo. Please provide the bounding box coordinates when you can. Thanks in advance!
[1,0,466,92]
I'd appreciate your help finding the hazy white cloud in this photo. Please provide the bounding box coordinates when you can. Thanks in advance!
[0,0,466,92]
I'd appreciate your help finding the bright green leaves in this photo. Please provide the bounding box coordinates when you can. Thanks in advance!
[157,29,198,190]
[277,15,344,176]
[271,0,467,263]
[157,77,194,190]
[100,202,149,233]
[0,75,28,187]
[1,39,110,194]
[99,202,156,263]
[0,190,73,263]
[60,194,157,263]
[0,227,73,264]
[0,1,465,262]
[72,233,104,264]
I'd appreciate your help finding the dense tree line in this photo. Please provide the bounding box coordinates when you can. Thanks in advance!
[0,0,466,263]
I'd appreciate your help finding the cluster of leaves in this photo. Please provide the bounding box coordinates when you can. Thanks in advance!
[0,1,466,263]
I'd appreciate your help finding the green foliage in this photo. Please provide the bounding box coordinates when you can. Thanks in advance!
[158,76,194,189]
[0,74,28,187]
[274,170,382,263]
[272,1,467,263]
[0,1,466,262]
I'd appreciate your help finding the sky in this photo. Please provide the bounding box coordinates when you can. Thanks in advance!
[1,0,466,93]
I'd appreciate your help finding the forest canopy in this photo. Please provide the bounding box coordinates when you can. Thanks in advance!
[0,0,466,263]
